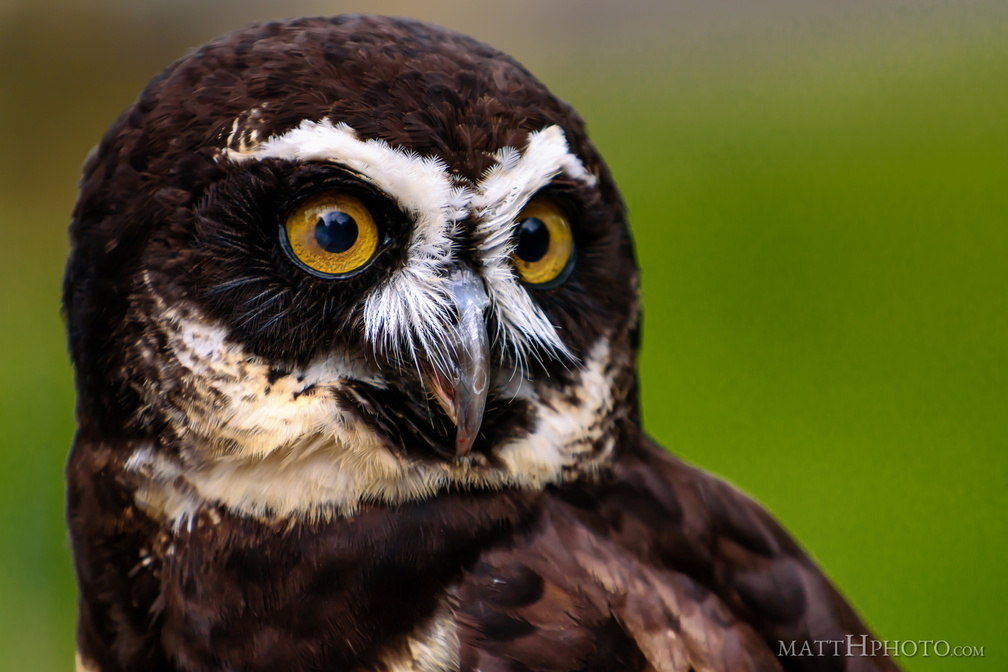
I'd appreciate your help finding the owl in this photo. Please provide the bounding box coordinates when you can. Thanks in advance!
[64,15,899,672]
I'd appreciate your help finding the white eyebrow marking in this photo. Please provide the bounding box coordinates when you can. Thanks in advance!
[222,118,469,226]
[471,125,596,364]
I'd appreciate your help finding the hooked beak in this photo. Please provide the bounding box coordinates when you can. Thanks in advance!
[422,266,491,457]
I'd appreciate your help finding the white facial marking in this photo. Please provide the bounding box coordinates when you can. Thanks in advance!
[142,285,368,460]
[472,125,595,364]
[495,338,616,486]
[220,118,596,371]
[128,299,617,524]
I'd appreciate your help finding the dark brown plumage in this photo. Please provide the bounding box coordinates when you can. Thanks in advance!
[64,15,898,672]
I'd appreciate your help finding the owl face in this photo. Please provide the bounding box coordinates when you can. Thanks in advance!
[66,16,640,523]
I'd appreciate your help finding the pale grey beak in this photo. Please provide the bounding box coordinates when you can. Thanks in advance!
[422,266,490,457]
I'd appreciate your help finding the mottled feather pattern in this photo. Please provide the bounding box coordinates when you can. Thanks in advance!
[64,14,898,672]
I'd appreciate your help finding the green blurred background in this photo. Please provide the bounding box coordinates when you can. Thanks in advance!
[1,0,1004,669]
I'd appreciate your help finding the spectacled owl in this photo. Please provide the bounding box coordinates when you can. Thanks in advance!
[64,15,898,672]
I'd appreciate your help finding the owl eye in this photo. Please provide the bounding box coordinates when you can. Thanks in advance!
[511,198,575,287]
[282,192,380,277]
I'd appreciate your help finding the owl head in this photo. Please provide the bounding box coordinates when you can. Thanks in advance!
[64,15,641,524]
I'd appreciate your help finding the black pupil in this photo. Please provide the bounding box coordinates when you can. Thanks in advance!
[515,217,550,263]
[314,210,358,253]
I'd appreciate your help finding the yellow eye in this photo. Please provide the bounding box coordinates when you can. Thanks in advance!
[282,192,380,277]
[511,198,574,287]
